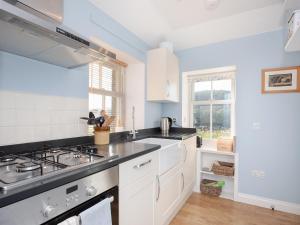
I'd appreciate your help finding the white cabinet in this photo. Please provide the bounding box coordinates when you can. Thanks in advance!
[157,165,182,225]
[119,136,197,225]
[181,136,197,198]
[147,48,179,102]
[119,151,159,225]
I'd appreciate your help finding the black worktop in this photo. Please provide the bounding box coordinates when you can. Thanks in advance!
[0,127,196,208]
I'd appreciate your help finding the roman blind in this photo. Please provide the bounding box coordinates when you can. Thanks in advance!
[89,61,125,132]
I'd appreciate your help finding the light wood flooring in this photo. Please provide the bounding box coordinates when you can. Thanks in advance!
[170,193,300,225]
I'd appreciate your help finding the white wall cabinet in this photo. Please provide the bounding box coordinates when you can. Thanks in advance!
[147,48,179,102]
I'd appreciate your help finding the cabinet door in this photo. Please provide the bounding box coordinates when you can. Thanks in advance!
[157,166,182,225]
[166,52,179,102]
[182,137,197,196]
[119,174,157,225]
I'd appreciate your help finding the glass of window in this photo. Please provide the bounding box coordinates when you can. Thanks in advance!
[193,105,210,139]
[212,79,231,100]
[212,104,231,139]
[193,81,211,101]
[102,66,113,91]
[89,93,102,113]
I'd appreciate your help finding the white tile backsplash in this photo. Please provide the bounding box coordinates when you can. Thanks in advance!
[0,91,89,146]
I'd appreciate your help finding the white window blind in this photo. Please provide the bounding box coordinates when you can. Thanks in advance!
[89,61,125,132]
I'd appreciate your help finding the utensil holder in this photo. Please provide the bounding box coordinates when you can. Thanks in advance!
[94,127,110,145]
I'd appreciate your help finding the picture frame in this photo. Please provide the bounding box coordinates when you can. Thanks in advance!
[261,66,300,94]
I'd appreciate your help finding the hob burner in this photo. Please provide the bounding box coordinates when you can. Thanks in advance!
[16,162,41,173]
[0,155,17,163]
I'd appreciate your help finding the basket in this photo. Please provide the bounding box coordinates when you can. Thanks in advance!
[212,161,234,176]
[200,179,222,197]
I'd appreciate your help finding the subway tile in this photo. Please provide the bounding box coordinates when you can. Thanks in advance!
[0,91,16,109]
[15,126,35,144]
[0,126,16,146]
[0,109,16,127]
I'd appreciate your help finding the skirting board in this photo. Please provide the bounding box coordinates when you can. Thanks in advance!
[237,193,300,216]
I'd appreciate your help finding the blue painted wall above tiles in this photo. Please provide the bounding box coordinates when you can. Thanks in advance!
[162,29,300,204]
[63,0,150,62]
[0,51,88,98]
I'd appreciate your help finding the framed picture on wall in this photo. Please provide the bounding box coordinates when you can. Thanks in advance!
[261,66,300,94]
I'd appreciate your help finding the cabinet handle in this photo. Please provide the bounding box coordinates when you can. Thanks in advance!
[156,175,160,202]
[182,143,187,162]
[133,159,152,169]
[181,173,185,193]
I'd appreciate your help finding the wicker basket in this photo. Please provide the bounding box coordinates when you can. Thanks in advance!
[212,161,234,176]
[200,179,222,197]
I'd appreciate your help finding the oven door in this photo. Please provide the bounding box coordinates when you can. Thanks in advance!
[42,186,118,225]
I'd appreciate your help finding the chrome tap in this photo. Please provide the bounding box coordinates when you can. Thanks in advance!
[129,106,138,139]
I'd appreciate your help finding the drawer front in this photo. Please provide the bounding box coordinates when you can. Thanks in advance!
[120,151,159,187]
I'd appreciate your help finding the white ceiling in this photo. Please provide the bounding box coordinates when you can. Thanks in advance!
[89,0,285,50]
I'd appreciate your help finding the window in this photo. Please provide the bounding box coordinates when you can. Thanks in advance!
[89,61,125,132]
[189,71,235,139]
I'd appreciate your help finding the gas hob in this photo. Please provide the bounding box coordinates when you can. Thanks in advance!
[0,145,118,192]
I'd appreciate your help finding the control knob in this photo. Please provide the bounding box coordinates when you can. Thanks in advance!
[43,205,56,218]
[86,186,97,197]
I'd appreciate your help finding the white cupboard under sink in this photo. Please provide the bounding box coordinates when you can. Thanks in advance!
[119,136,197,225]
[147,48,179,102]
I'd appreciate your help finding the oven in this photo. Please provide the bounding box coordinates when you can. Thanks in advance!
[43,185,118,225]
[0,166,119,225]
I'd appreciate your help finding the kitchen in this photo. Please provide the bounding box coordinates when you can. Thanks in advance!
[0,0,300,225]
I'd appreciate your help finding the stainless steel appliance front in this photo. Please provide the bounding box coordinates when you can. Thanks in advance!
[0,166,119,225]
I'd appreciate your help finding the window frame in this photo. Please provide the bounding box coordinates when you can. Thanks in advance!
[188,72,236,140]
[88,61,125,132]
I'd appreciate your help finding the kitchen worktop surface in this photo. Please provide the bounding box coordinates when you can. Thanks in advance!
[0,127,196,207]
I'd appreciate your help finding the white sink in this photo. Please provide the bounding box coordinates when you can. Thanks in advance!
[135,138,181,175]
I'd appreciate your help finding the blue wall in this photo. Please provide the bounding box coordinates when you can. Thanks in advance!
[0,0,162,128]
[63,0,162,128]
[0,51,88,98]
[163,29,300,204]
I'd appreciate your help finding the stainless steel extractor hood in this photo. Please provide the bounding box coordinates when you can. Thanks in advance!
[0,0,116,68]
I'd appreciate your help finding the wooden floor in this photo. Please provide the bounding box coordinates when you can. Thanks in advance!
[170,193,300,225]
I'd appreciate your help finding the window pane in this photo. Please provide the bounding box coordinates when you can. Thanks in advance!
[193,105,210,139]
[105,96,112,115]
[89,93,102,113]
[212,79,231,100]
[102,66,113,91]
[193,81,211,101]
[89,63,100,89]
[212,104,231,139]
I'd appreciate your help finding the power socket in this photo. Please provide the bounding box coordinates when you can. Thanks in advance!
[251,170,265,178]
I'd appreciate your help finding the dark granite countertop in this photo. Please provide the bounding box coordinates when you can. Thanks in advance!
[0,127,196,208]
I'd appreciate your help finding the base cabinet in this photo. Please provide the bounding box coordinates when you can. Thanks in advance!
[119,175,157,225]
[119,136,197,225]
[157,166,182,225]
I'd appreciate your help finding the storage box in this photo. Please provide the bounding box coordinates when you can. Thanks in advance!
[288,10,300,40]
[217,139,233,152]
